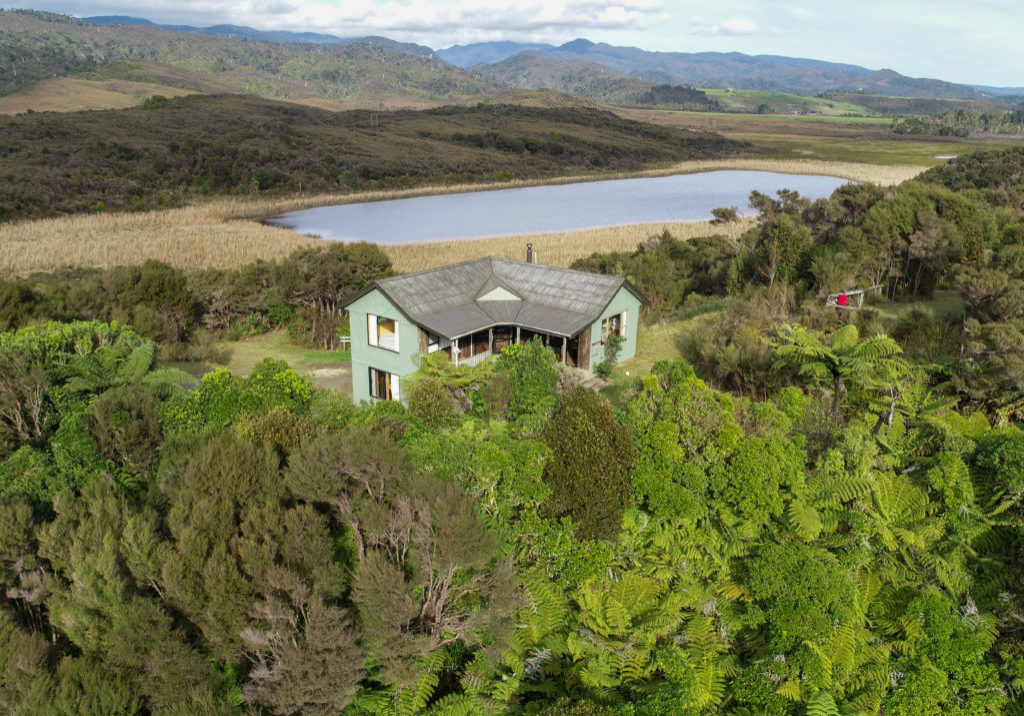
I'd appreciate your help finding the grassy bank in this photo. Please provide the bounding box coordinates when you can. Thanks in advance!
[0,158,922,276]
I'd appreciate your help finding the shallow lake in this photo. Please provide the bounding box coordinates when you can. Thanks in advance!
[268,170,851,244]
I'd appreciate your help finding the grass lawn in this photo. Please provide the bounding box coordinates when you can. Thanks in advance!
[181,331,354,394]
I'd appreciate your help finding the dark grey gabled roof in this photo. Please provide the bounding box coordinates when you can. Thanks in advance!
[345,256,646,340]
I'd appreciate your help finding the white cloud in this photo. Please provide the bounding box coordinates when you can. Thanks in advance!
[38,0,664,43]
[689,15,768,36]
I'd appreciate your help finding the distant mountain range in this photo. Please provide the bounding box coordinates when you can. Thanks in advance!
[439,39,1002,100]
[80,17,1022,100]
[86,15,351,45]
[1,9,1021,113]
[0,10,492,107]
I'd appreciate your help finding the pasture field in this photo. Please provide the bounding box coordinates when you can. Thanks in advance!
[615,107,1024,165]
[0,158,921,276]
[701,88,877,117]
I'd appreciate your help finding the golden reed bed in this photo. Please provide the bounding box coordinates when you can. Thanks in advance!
[0,159,925,277]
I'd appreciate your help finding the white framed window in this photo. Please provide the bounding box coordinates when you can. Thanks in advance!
[601,311,627,342]
[367,313,399,352]
[369,367,399,401]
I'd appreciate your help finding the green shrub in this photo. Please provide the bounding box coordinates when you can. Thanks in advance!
[159,359,313,436]
[406,377,458,429]
[500,339,558,422]
[541,387,635,540]
[594,333,624,379]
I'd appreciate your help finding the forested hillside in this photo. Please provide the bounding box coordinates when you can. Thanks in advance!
[474,54,721,110]
[0,95,742,222]
[1,147,1024,714]
[0,9,494,104]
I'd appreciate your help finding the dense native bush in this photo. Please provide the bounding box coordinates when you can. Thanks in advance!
[0,314,1022,713]
[5,149,1024,713]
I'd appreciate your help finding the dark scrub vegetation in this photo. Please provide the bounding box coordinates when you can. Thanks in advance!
[0,241,394,355]
[0,94,743,222]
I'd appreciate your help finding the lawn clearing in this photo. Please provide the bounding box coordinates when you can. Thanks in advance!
[200,331,353,394]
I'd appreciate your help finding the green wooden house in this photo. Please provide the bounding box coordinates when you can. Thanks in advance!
[343,254,646,403]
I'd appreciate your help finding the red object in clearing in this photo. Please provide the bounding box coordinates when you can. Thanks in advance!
[836,294,848,307]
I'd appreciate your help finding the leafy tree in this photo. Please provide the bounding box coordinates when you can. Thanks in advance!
[756,213,813,288]
[127,260,197,344]
[285,427,516,695]
[745,541,856,653]
[89,384,163,476]
[37,480,222,711]
[878,590,1004,715]
[0,279,39,331]
[711,206,738,224]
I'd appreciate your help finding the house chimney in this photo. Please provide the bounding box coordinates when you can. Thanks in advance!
[526,243,533,263]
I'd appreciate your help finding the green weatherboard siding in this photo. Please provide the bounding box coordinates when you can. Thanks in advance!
[590,286,641,366]
[347,289,421,404]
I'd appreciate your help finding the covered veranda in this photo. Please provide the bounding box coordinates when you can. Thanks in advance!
[444,325,585,369]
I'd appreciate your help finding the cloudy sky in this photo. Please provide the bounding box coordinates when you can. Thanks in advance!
[16,0,1024,87]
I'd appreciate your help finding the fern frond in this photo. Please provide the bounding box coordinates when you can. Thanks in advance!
[121,340,157,381]
[788,499,823,541]
[805,689,840,716]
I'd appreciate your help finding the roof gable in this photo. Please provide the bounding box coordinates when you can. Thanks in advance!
[478,285,522,302]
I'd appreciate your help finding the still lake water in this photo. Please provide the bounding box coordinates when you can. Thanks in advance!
[268,171,851,244]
